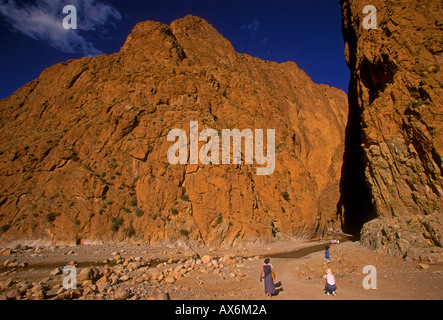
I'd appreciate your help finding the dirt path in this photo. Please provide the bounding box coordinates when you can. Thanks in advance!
[1,239,442,300]
[254,241,443,300]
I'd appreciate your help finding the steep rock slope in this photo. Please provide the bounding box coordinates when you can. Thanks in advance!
[341,0,443,261]
[0,15,348,247]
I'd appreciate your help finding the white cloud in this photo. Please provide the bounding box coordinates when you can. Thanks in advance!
[241,19,261,34]
[0,0,121,56]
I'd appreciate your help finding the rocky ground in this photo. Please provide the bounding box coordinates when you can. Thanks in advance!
[0,236,442,300]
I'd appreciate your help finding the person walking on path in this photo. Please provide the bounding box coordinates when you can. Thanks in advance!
[324,242,330,262]
[323,268,337,296]
[260,258,276,297]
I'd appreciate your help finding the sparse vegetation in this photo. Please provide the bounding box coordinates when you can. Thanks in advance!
[110,217,124,232]
[134,207,144,217]
[407,100,431,108]
[124,224,135,238]
[109,159,118,170]
[282,191,290,202]
[181,194,190,202]
[171,208,179,215]
[179,229,190,237]
[120,207,130,214]
[215,213,223,226]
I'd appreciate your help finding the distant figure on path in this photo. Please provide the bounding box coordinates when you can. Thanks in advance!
[323,269,337,296]
[260,258,275,297]
[324,242,330,262]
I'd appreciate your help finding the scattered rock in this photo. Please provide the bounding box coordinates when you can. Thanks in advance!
[201,255,212,264]
[52,289,82,300]
[6,289,20,300]
[50,267,63,276]
[114,287,131,300]
[164,277,175,284]
[77,267,101,283]
[418,263,430,270]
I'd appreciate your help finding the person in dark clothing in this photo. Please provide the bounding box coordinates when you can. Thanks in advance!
[260,258,275,297]
[325,242,330,262]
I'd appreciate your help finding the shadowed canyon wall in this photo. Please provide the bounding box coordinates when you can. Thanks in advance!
[341,0,442,261]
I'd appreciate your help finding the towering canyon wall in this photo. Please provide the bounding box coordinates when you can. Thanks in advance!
[341,0,443,261]
[0,15,348,247]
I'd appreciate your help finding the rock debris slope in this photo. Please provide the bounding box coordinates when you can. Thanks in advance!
[0,16,348,246]
[341,0,443,261]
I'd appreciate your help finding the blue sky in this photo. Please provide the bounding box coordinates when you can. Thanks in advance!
[0,0,349,100]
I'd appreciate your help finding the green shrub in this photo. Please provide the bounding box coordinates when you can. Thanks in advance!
[216,213,223,225]
[134,207,144,217]
[179,229,189,237]
[110,217,124,232]
[282,191,290,202]
[120,207,130,214]
[109,160,118,170]
[124,225,135,238]
[180,194,190,202]
[171,208,179,215]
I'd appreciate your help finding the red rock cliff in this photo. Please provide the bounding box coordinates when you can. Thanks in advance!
[0,15,348,247]
[341,0,443,261]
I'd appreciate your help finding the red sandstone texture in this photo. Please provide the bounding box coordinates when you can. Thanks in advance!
[341,0,442,261]
[0,15,348,247]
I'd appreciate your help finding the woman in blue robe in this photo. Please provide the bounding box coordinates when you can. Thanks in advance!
[260,258,276,297]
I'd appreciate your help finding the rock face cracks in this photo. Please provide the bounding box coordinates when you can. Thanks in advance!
[341,0,443,261]
[0,15,348,247]
[1,4,441,261]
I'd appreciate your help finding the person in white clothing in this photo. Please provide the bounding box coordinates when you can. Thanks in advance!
[323,269,337,296]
